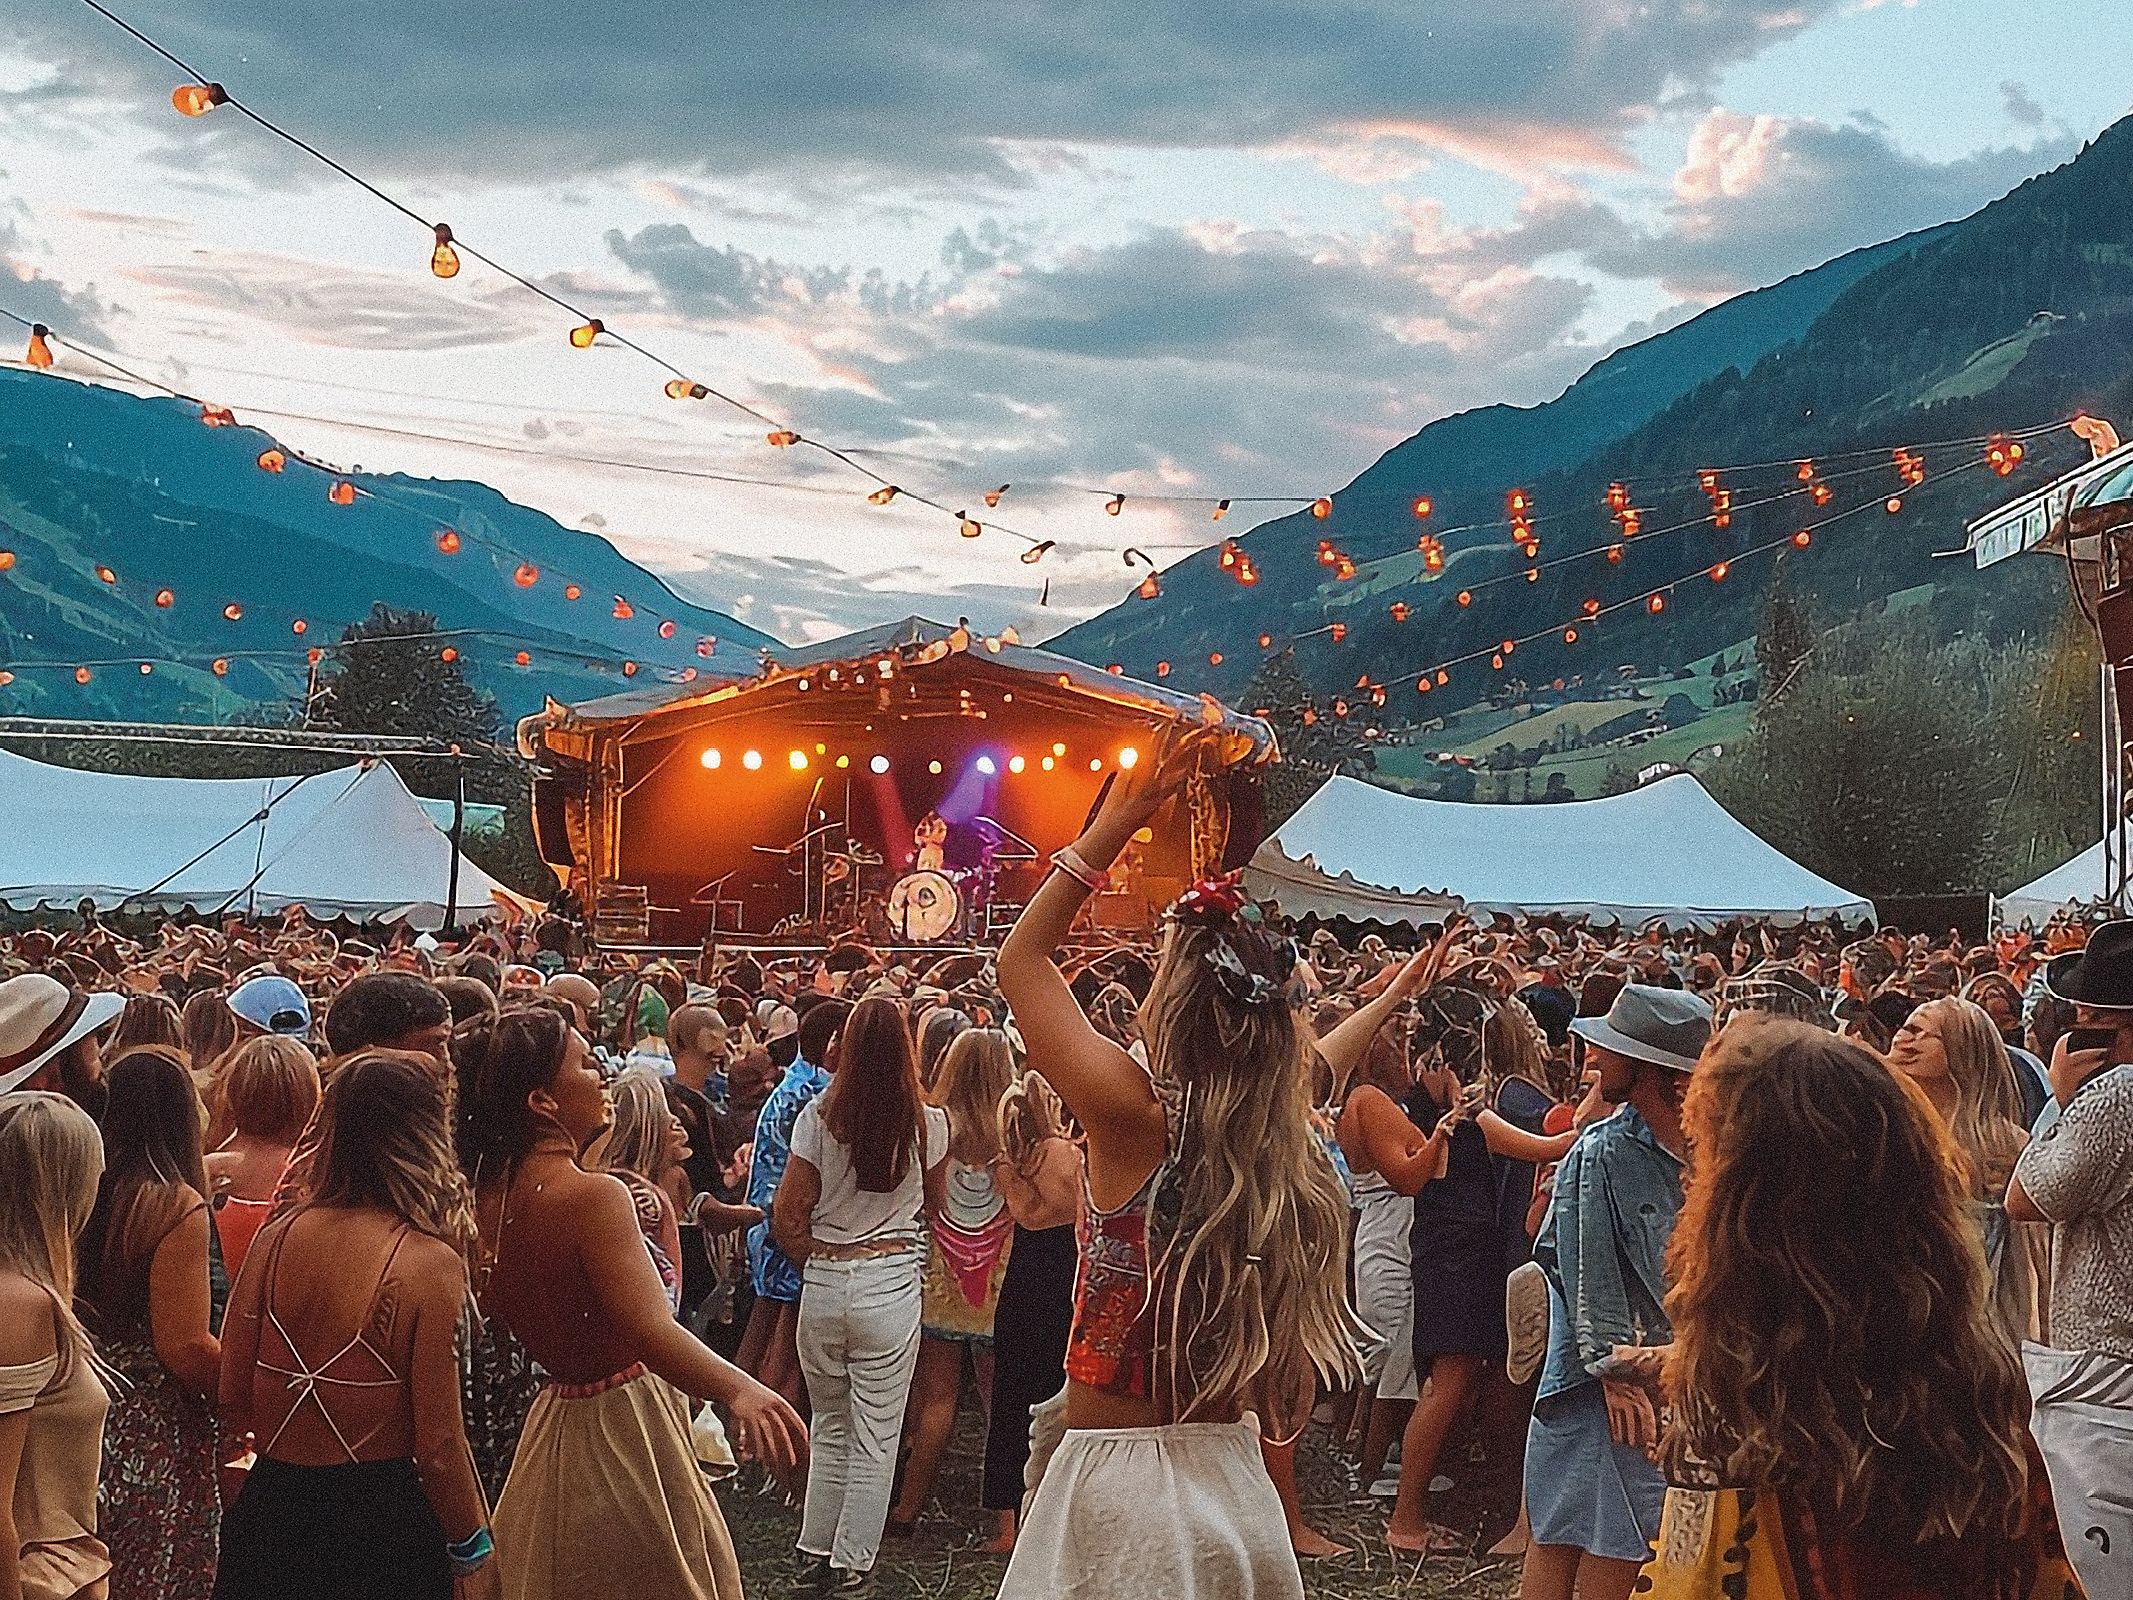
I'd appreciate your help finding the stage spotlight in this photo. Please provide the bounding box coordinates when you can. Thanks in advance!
[1089,758,1102,772]
[1008,755,1026,774]
[742,750,763,770]
[928,760,944,775]
[1051,742,1067,757]
[789,750,809,771]
[870,755,891,775]
[836,755,851,770]
[700,748,721,770]
[975,755,998,775]
[1118,746,1140,770]
[1041,756,1056,772]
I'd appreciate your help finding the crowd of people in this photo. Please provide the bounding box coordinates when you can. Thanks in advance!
[0,730,2127,1598]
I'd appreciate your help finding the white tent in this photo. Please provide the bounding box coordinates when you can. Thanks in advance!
[1997,840,2107,929]
[0,749,513,928]
[1248,773,1874,930]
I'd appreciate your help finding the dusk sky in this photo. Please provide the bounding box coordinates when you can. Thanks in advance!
[4,1,2129,644]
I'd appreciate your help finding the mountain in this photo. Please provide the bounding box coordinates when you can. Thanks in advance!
[0,370,776,722]
[1050,116,2133,758]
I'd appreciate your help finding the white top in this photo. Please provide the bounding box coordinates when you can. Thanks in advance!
[791,1098,948,1247]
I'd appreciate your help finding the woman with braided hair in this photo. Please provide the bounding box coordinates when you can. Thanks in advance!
[995,726,1366,1599]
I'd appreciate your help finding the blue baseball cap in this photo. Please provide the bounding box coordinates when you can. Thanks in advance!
[227,975,312,1037]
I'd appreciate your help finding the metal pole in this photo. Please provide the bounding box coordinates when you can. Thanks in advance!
[444,747,466,936]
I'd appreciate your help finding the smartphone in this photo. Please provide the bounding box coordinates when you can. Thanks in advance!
[2066,1027,2116,1056]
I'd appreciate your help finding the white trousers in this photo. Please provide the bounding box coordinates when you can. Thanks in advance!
[796,1250,924,1574]
[1353,1182,1417,1400]
[2024,1340,2133,1600]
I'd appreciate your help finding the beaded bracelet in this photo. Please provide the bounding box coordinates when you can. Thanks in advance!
[447,1527,494,1576]
[1050,845,1111,894]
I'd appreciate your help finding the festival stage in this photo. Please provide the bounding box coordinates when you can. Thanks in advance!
[520,617,1275,947]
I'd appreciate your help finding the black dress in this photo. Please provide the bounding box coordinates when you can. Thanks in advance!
[1406,1082,1509,1370]
[981,1221,1076,1512]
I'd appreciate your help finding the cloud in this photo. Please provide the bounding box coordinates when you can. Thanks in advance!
[2001,82,2045,128]
[0,216,116,341]
[121,251,541,350]
[20,1,1850,188]
[1588,111,2078,297]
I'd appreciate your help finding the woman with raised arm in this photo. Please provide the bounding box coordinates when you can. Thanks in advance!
[993,726,1365,1600]
[460,1007,805,1600]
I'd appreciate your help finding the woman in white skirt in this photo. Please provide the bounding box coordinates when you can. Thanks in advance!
[995,727,1368,1599]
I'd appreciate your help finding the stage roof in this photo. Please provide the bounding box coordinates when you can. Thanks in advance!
[1248,773,1874,929]
[525,614,1276,754]
[0,749,512,928]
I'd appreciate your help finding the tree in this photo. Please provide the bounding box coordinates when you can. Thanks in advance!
[1755,570,1817,709]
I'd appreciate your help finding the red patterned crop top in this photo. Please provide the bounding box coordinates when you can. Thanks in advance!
[1063,1161,1171,1401]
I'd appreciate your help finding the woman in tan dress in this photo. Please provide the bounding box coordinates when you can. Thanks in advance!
[0,1092,111,1600]
[460,1007,806,1600]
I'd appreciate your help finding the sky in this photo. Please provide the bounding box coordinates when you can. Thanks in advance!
[2,0,2129,646]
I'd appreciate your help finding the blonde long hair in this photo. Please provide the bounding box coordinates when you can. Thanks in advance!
[996,1069,1066,1178]
[1665,1017,2033,1553]
[596,1068,673,1186]
[1138,917,1365,1433]
[932,1027,1016,1166]
[0,1092,105,1382]
[306,1051,477,1258]
[1909,997,2029,1198]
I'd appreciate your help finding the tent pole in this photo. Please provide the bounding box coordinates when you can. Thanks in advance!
[444,748,467,936]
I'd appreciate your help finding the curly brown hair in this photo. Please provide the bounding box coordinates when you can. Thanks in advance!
[1663,1016,2033,1554]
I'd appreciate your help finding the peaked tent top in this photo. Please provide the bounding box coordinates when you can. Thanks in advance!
[1249,772,1873,930]
[0,749,513,928]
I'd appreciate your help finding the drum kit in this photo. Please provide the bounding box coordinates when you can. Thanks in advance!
[749,800,1038,944]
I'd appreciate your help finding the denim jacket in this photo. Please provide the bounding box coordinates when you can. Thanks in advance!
[1532,1103,1684,1400]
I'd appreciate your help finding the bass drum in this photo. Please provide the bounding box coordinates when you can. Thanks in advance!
[886,869,962,941]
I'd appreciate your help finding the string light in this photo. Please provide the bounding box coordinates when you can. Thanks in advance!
[1137,574,1161,600]
[328,480,356,506]
[664,378,708,401]
[569,319,604,349]
[200,404,235,427]
[1212,499,1230,520]
[765,430,800,448]
[154,588,173,608]
[959,515,982,539]
[1019,541,1054,564]
[429,223,460,279]
[984,485,1010,508]
[514,562,539,587]
[171,81,226,116]
[1709,561,1730,582]
[867,485,899,506]
[1311,497,1333,520]
[1412,495,1434,519]
[256,448,285,472]
[25,325,53,369]
[435,529,461,554]
[1105,493,1126,516]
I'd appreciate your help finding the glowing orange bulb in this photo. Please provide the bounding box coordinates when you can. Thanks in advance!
[139,663,152,676]
[1810,483,1833,506]
[612,597,635,620]
[697,639,716,658]
[1211,499,1230,520]
[564,583,582,601]
[1885,496,1903,514]
[985,484,1010,508]
[1508,488,1532,515]
[1416,678,1430,694]
[569,319,604,349]
[200,405,236,428]
[1237,559,1259,586]
[212,658,229,676]
[1412,495,1433,519]
[0,551,12,571]
[1525,568,1539,583]
[1709,561,1730,582]
[25,325,53,370]
[0,671,12,686]
[1456,590,1472,607]
[1500,639,1516,655]
[657,620,677,639]
[959,517,982,539]
[1329,622,1348,643]
[430,223,460,279]
[436,529,461,554]
[1564,627,1579,643]
[622,661,639,677]
[665,379,707,400]
[1389,602,1411,623]
[1105,493,1126,516]
[1648,593,1667,614]
[1607,545,1624,565]
[154,588,174,608]
[94,565,116,585]
[292,619,307,635]
[256,449,286,473]
[1137,574,1161,600]
[329,480,356,506]
[1311,497,1333,520]
[1796,461,1815,483]
[1792,529,1812,548]
[1117,747,1140,771]
[515,650,532,666]
[514,562,539,587]
[1436,669,1449,686]
[440,647,459,663]
[74,666,91,684]
[765,430,800,448]
[172,82,226,116]
[1583,597,1600,617]
[1697,470,1719,494]
[306,648,323,665]
[1209,651,1224,666]
[1258,633,1273,648]
[1156,660,1171,677]
[867,485,899,506]
[1491,654,1503,670]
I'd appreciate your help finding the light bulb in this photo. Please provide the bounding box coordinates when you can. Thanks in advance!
[976,755,997,775]
[211,659,228,676]
[766,430,800,447]
[94,565,116,585]
[870,755,890,774]
[621,661,639,677]
[612,597,634,620]
[789,750,808,771]
[564,584,582,601]
[515,650,531,666]
[658,620,677,639]
[436,529,461,554]
[200,405,235,427]
[25,325,53,370]
[328,480,356,506]
[256,449,286,473]
[700,748,722,770]
[223,603,243,621]
[514,562,539,587]
[1117,746,1139,770]
[440,647,459,663]
[292,619,307,635]
[742,750,763,770]
[1137,574,1161,600]
[1156,661,1171,677]
[928,760,943,775]
[1052,743,1067,757]
[1412,495,1433,519]
[430,223,460,279]
[959,517,982,539]
[1019,540,1053,564]
[984,485,1009,508]
[867,485,899,506]
[1311,497,1333,519]
[1041,756,1055,771]
[1105,493,1125,516]
[74,667,91,684]
[1212,499,1230,520]
[1009,755,1026,774]
[569,319,604,349]
[172,82,227,117]
[1648,594,1666,614]
[665,379,708,400]
[1710,561,1730,582]
[155,589,174,608]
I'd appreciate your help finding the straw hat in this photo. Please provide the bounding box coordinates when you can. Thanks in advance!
[0,972,126,1095]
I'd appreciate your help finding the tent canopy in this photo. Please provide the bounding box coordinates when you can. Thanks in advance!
[1997,839,2107,929]
[0,749,512,928]
[1248,773,1874,930]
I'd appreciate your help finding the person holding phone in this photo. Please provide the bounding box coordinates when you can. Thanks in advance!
[2005,920,2133,1599]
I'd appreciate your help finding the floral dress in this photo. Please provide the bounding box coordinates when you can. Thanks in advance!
[98,1330,219,1600]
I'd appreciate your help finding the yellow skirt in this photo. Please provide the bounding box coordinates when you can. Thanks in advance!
[494,1365,741,1600]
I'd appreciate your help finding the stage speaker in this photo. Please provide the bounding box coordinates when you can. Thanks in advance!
[2101,586,2133,666]
[531,773,577,867]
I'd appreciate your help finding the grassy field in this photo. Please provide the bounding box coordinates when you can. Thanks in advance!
[719,1408,1523,1599]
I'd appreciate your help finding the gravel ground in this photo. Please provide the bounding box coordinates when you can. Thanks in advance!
[719,1408,1523,1600]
